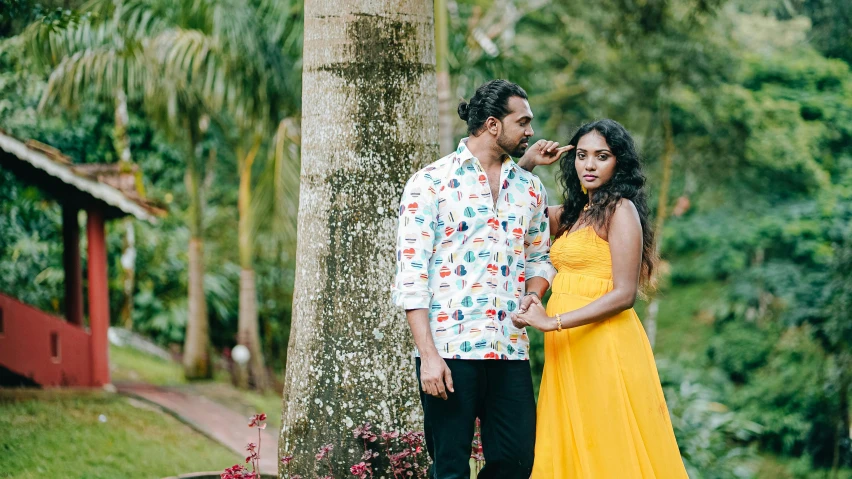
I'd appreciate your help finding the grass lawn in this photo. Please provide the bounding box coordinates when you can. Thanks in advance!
[0,389,239,479]
[110,344,187,386]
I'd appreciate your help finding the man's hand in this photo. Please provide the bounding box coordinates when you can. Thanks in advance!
[518,140,574,172]
[420,354,454,400]
[519,292,542,314]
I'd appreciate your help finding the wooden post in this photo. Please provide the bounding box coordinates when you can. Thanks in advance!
[62,206,84,326]
[86,209,110,387]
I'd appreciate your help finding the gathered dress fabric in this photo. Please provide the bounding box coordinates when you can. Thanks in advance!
[531,226,688,478]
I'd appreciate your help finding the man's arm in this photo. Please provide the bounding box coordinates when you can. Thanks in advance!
[518,141,571,249]
[406,309,454,400]
[521,179,557,312]
[391,173,454,400]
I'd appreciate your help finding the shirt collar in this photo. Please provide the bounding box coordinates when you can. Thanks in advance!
[453,137,518,171]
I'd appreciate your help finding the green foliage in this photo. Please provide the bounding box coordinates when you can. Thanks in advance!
[659,359,763,478]
[672,196,852,468]
[732,327,836,461]
[0,1,300,371]
[708,320,778,384]
[0,172,64,313]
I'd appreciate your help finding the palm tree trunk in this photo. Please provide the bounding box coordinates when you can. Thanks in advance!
[182,113,211,379]
[114,89,137,330]
[279,1,437,474]
[237,136,269,390]
[436,0,454,155]
[120,219,136,329]
[654,105,675,243]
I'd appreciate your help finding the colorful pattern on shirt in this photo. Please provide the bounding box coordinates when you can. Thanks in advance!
[392,139,557,360]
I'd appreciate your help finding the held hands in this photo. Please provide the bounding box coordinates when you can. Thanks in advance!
[511,301,553,332]
[519,293,542,314]
[519,140,575,172]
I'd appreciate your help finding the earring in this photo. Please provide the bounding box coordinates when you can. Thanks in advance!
[581,185,587,194]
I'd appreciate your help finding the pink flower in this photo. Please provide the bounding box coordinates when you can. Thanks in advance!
[360,450,378,461]
[221,464,251,479]
[248,413,267,429]
[350,461,371,478]
[353,422,372,437]
[315,443,334,460]
[281,454,294,465]
[400,431,425,448]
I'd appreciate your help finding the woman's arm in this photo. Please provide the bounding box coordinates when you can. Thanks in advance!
[547,205,563,236]
[512,199,642,332]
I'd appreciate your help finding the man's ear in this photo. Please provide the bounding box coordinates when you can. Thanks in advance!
[485,116,501,137]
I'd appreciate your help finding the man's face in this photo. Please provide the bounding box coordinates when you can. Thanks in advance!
[496,96,534,158]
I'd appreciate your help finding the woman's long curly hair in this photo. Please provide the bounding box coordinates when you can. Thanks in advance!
[556,119,658,290]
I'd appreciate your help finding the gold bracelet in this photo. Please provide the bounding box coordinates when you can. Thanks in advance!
[555,313,563,332]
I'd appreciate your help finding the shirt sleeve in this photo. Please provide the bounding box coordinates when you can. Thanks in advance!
[391,171,438,310]
[524,179,557,285]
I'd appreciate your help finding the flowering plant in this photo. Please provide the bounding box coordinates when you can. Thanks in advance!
[220,413,268,479]
[224,413,487,478]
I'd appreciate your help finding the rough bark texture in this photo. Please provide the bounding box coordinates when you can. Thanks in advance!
[280,1,438,475]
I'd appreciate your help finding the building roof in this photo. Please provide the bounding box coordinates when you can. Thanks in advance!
[0,130,164,223]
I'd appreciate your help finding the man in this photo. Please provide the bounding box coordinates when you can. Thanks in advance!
[392,79,571,478]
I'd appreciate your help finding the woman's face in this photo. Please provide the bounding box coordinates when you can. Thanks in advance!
[575,131,616,193]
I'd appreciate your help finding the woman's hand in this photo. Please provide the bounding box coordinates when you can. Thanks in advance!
[517,140,574,172]
[512,302,554,332]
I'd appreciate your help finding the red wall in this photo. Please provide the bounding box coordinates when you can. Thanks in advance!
[0,292,93,387]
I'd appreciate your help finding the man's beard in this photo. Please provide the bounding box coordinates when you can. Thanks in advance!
[498,132,528,158]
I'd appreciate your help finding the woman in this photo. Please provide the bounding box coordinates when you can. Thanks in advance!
[515,119,687,478]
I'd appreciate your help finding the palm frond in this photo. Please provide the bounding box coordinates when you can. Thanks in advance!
[39,41,148,110]
[251,118,300,256]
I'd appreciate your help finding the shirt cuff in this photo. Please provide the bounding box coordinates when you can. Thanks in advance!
[525,263,557,286]
[391,289,433,310]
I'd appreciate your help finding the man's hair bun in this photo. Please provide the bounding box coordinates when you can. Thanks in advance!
[458,101,470,121]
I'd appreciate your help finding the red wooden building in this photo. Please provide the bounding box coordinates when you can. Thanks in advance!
[0,130,163,387]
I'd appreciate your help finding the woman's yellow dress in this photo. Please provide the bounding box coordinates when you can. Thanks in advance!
[532,226,688,478]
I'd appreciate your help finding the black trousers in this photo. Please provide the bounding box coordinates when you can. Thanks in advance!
[416,358,536,479]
